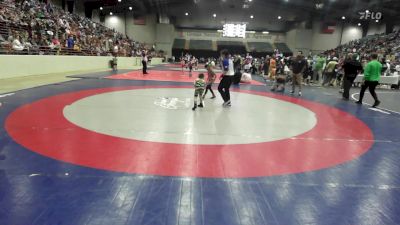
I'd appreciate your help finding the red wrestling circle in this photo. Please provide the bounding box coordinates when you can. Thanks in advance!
[5,86,374,178]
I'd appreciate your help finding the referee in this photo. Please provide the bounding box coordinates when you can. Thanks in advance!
[218,50,235,107]
[142,50,148,74]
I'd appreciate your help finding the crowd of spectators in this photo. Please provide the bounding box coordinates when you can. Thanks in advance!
[0,0,164,57]
[324,29,400,71]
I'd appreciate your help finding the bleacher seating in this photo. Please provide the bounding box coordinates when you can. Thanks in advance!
[172,39,186,50]
[0,0,158,57]
[274,43,292,55]
[247,42,274,53]
[189,40,212,50]
[186,39,216,58]
[217,41,246,55]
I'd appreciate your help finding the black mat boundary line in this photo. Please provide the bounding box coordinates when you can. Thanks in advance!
[67,69,134,79]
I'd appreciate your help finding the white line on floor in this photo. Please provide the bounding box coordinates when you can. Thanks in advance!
[351,93,400,115]
[369,108,391,114]
[0,93,14,98]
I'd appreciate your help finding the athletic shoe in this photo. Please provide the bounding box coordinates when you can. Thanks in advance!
[192,105,197,111]
[198,103,204,108]
[372,100,381,108]
[211,96,216,99]
[223,100,231,107]
[298,92,302,96]
[355,101,362,104]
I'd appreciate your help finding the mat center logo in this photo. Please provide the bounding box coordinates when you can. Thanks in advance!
[154,97,191,110]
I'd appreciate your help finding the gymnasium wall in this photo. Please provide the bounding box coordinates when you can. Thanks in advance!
[126,14,158,44]
[366,22,386,35]
[105,13,127,34]
[50,0,63,8]
[155,24,176,58]
[287,21,364,54]
[0,56,163,80]
[74,0,85,17]
[286,28,312,55]
[176,29,286,43]
[101,13,158,44]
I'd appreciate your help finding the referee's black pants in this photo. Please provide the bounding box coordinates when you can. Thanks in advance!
[218,76,233,102]
[142,60,147,74]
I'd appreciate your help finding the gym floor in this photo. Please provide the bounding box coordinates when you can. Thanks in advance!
[1,64,400,225]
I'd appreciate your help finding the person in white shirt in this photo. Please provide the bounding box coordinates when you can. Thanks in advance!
[12,36,24,51]
[218,50,235,107]
[385,60,391,76]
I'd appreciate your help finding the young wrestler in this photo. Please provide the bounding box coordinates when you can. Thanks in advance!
[181,58,185,72]
[192,73,206,111]
[203,64,217,99]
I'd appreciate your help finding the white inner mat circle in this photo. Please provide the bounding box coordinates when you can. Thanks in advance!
[63,88,317,145]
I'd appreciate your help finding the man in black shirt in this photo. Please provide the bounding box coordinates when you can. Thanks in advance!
[342,53,362,100]
[290,51,307,96]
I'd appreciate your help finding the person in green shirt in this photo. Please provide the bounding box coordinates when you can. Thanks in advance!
[356,53,382,107]
[313,55,325,85]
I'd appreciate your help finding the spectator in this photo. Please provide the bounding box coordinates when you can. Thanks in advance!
[12,35,24,51]
[67,35,74,48]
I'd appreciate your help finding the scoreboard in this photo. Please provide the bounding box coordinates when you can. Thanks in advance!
[222,24,247,38]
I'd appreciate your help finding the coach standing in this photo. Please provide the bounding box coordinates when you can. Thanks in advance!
[218,50,235,107]
[342,53,362,100]
[290,51,307,96]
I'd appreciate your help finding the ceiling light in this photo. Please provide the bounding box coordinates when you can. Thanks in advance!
[342,16,346,20]
[100,7,103,10]
[358,23,361,26]
[185,12,189,16]
[129,6,132,10]
[248,0,253,2]
[110,12,113,15]
[375,19,379,23]
[213,13,216,18]
[118,0,121,2]
[262,31,270,34]
[278,16,282,19]
[250,15,254,19]
[366,10,370,13]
